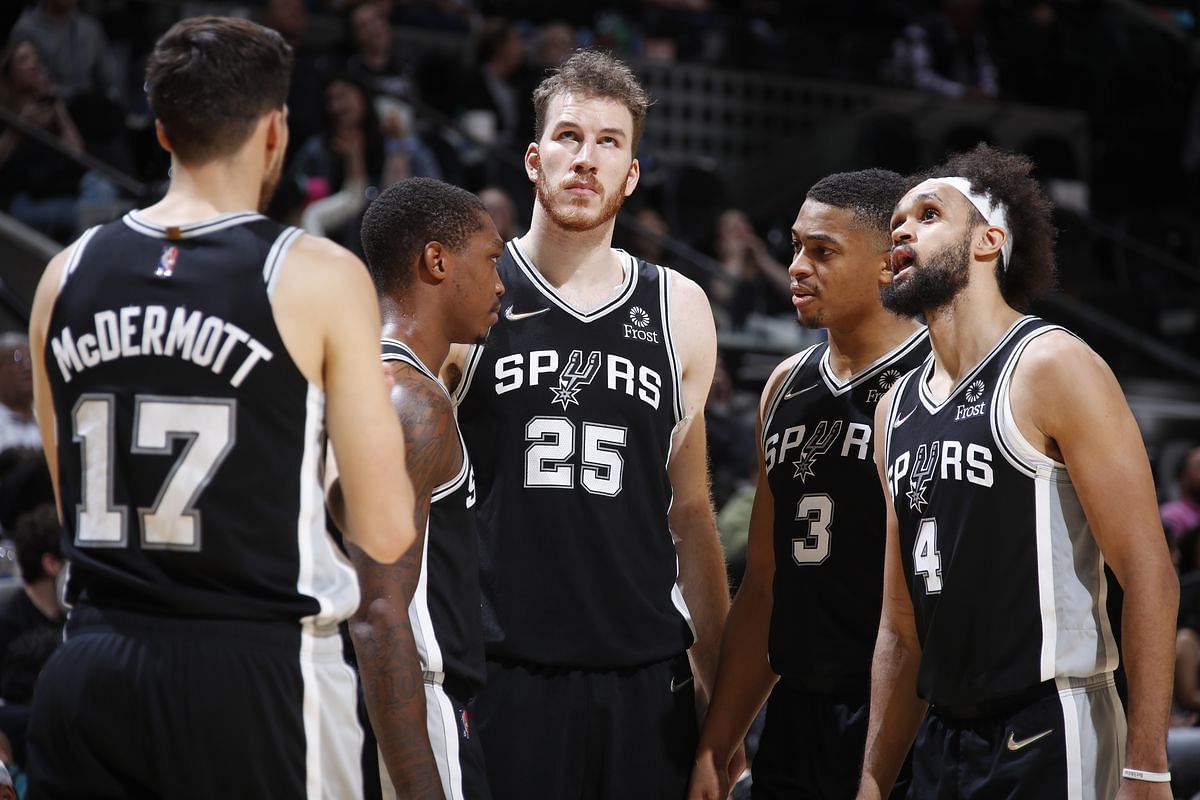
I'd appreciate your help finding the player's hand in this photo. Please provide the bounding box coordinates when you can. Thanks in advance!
[1114,779,1173,800]
[687,748,732,800]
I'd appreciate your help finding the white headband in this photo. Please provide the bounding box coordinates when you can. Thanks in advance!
[912,176,1013,269]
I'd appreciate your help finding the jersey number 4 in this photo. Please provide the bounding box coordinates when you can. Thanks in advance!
[72,394,235,550]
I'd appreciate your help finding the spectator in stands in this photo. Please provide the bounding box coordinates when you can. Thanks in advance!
[0,505,65,679]
[0,38,117,240]
[479,184,520,241]
[629,206,670,266]
[458,18,533,151]
[885,0,999,100]
[531,20,576,73]
[346,2,414,102]
[1165,446,1200,541]
[9,0,116,105]
[260,0,334,158]
[709,209,792,328]
[1174,537,1200,726]
[0,336,38,455]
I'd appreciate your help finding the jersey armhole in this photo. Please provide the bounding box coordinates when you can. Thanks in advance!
[262,226,304,298]
[992,327,1071,476]
[657,265,686,424]
[58,225,103,290]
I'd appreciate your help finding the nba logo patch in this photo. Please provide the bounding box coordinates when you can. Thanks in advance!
[459,709,471,740]
[156,245,179,278]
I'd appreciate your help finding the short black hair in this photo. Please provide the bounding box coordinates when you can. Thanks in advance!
[360,177,489,297]
[145,16,293,165]
[912,143,1057,309]
[12,503,60,583]
[806,168,907,247]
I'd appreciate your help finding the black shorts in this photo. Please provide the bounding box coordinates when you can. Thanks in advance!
[28,605,365,800]
[915,674,1125,799]
[476,654,698,800]
[751,680,911,800]
[362,678,491,800]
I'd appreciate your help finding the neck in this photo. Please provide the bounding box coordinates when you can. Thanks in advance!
[24,578,61,622]
[1,397,31,420]
[139,155,265,222]
[922,275,1021,383]
[519,204,621,288]
[380,297,450,376]
[825,309,922,378]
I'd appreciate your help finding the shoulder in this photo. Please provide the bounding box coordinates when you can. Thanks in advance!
[282,233,372,293]
[1013,327,1107,392]
[386,363,459,483]
[662,266,710,311]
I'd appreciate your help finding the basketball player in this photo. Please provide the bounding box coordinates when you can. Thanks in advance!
[857,144,1177,799]
[348,177,504,799]
[445,50,730,799]
[690,169,926,800]
[25,17,416,798]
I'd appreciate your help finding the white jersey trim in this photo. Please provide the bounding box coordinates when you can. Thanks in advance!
[59,225,102,290]
[916,315,1034,414]
[817,327,929,396]
[296,383,360,626]
[122,209,266,239]
[657,265,686,424]
[264,226,304,298]
[507,239,638,322]
[409,516,444,675]
[760,343,822,453]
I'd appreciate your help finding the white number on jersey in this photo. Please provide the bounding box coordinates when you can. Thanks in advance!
[524,415,628,497]
[73,394,236,550]
[913,517,943,593]
[792,493,833,565]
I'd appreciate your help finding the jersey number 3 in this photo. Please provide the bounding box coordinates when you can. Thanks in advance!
[792,493,833,565]
[72,394,236,550]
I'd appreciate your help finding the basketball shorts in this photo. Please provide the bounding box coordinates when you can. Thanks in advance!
[27,604,364,800]
[751,679,911,800]
[915,673,1126,799]
[475,653,698,800]
[363,676,490,800]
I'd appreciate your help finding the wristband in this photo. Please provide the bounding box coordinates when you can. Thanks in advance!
[1121,767,1171,783]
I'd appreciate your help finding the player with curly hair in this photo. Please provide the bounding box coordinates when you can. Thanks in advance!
[858,143,1177,800]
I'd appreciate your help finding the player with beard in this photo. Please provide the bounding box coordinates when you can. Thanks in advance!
[857,144,1177,800]
[690,169,927,800]
[445,50,730,800]
[26,17,416,797]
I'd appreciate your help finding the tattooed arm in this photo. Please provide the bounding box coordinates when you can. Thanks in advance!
[346,362,459,799]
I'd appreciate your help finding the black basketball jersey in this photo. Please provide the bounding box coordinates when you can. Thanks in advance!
[44,211,358,624]
[761,328,930,691]
[883,316,1119,709]
[381,339,486,695]
[453,241,691,668]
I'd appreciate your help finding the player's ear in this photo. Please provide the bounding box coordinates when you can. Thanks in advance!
[876,245,893,286]
[975,225,1006,261]
[422,242,448,284]
[524,143,539,183]
[154,120,174,153]
[624,157,640,197]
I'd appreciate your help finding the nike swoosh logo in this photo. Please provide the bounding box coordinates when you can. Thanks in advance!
[1006,729,1053,751]
[892,407,917,429]
[669,675,693,693]
[782,383,819,401]
[504,307,549,321]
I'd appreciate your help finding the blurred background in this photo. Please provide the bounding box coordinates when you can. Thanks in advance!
[1,0,1200,792]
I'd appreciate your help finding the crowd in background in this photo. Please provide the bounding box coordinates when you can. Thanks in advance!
[1,1,1200,796]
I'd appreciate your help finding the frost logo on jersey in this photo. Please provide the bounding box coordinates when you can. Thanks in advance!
[623,306,660,343]
[155,245,178,278]
[868,368,904,403]
[792,420,843,482]
[956,379,987,421]
[551,349,601,409]
[907,441,940,511]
